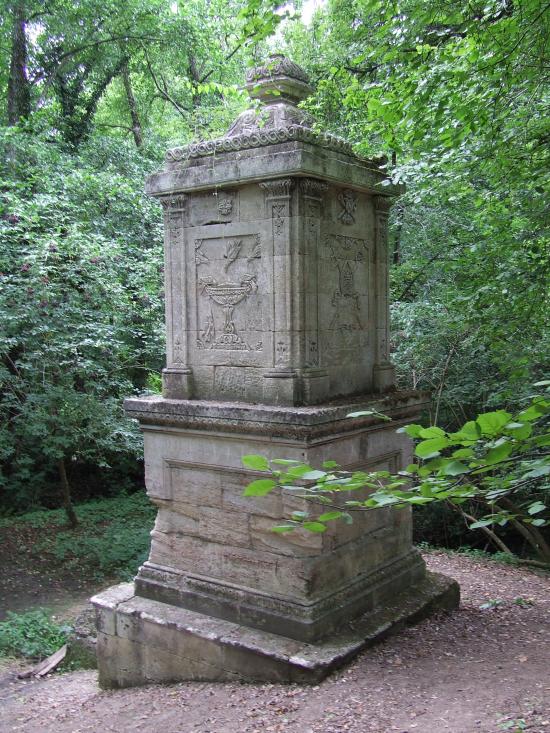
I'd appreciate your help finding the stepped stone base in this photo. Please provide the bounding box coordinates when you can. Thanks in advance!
[92,572,459,689]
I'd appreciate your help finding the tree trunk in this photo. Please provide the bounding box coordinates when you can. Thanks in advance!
[121,60,143,148]
[57,458,78,528]
[497,498,550,563]
[7,1,31,124]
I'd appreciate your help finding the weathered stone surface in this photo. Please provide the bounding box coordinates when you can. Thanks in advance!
[94,54,459,689]
[145,54,399,406]
[92,571,459,688]
[66,604,98,669]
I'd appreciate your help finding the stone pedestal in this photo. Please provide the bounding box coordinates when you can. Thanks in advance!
[92,55,459,688]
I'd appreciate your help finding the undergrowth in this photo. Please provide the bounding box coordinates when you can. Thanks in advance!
[417,542,519,566]
[1,492,155,580]
[0,609,70,660]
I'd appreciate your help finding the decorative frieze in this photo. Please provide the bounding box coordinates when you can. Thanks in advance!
[165,126,358,163]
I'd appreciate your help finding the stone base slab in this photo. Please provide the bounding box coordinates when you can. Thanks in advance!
[134,550,426,642]
[92,571,459,689]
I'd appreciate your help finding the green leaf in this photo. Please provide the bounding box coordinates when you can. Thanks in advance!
[286,464,315,478]
[271,525,296,533]
[533,432,550,446]
[317,511,344,521]
[505,422,532,439]
[517,400,549,422]
[452,448,474,459]
[531,519,547,527]
[301,470,327,481]
[418,426,446,439]
[242,455,270,471]
[322,460,339,469]
[484,441,513,465]
[397,424,423,437]
[415,437,450,457]
[442,460,469,476]
[451,421,481,442]
[527,501,546,515]
[476,411,512,436]
[302,521,327,533]
[469,518,494,529]
[346,409,391,421]
[243,478,277,496]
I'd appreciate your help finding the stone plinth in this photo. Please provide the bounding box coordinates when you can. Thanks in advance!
[94,393,459,687]
[92,55,459,689]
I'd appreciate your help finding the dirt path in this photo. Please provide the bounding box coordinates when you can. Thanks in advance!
[1,553,549,733]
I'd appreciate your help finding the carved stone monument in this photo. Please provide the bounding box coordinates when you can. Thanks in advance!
[92,55,459,688]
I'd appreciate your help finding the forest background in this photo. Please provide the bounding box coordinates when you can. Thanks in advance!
[1,0,548,561]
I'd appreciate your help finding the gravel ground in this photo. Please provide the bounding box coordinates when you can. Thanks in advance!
[1,552,549,733]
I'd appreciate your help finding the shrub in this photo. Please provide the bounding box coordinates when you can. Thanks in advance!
[0,610,70,660]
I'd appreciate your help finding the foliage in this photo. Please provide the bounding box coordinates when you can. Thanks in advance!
[1,492,156,580]
[0,128,164,516]
[0,609,70,660]
[282,0,550,427]
[41,494,155,580]
[242,392,550,562]
[1,0,279,144]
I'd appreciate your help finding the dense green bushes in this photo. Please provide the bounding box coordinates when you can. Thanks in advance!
[0,130,164,517]
[0,609,70,659]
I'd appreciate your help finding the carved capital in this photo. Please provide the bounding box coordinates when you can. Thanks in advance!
[259,178,295,197]
[373,196,393,215]
[159,194,187,212]
[299,178,329,197]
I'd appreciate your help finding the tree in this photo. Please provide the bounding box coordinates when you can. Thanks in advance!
[279,0,550,426]
[6,0,31,124]
[0,129,164,521]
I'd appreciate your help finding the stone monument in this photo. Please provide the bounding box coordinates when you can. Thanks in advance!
[92,55,459,688]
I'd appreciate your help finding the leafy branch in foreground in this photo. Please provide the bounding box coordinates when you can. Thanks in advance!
[242,392,550,564]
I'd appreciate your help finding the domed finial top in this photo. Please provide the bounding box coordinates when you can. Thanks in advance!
[245,54,313,105]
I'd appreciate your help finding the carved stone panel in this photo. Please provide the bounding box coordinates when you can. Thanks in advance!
[319,231,371,367]
[188,224,271,368]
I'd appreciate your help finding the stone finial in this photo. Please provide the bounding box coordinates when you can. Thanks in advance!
[245,54,313,105]
[224,54,314,140]
[164,54,365,162]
